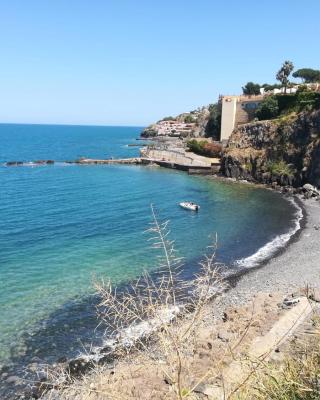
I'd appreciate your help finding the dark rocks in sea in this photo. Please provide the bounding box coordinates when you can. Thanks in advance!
[33,160,55,165]
[5,160,55,166]
[5,161,24,166]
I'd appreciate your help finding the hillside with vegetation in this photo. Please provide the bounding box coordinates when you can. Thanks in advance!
[141,103,222,141]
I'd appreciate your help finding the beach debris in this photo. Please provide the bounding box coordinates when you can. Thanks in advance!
[281,297,300,308]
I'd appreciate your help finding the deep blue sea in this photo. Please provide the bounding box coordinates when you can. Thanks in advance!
[0,124,301,392]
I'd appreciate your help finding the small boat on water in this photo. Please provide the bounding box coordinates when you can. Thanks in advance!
[179,202,200,211]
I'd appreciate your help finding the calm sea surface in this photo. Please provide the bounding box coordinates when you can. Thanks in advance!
[0,124,299,373]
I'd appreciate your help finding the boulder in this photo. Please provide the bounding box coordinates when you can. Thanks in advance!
[303,183,320,196]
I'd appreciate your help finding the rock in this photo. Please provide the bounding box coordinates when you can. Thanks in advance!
[6,161,24,166]
[221,110,320,189]
[67,358,94,377]
[217,330,233,342]
[100,345,113,354]
[303,183,320,197]
[6,375,20,384]
[309,289,320,303]
[194,383,218,397]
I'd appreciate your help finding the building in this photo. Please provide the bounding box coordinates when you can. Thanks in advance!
[220,94,265,141]
[156,120,196,136]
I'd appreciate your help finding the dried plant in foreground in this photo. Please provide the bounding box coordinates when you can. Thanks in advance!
[93,205,226,399]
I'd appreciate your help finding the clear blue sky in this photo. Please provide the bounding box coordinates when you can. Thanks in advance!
[0,0,319,126]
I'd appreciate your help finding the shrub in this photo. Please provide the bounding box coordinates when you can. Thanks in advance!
[297,91,320,111]
[266,160,294,177]
[256,96,279,120]
[261,83,282,92]
[184,115,195,123]
[276,94,297,114]
[187,139,222,157]
[205,103,221,140]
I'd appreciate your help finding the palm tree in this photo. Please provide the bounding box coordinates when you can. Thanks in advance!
[276,60,294,94]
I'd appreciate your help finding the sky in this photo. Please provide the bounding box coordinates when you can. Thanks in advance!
[0,0,319,126]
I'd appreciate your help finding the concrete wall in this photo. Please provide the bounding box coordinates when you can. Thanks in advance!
[220,94,264,141]
[220,96,237,141]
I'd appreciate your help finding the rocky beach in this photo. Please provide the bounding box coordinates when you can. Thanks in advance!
[36,194,320,400]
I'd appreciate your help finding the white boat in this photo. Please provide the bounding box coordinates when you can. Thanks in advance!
[179,202,200,211]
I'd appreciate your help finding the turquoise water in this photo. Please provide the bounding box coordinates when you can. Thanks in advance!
[0,124,298,370]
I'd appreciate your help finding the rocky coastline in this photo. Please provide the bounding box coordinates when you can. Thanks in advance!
[220,110,320,189]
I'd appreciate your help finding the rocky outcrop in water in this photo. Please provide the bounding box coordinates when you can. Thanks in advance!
[221,110,320,189]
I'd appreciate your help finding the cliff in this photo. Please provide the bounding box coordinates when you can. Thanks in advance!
[221,110,320,188]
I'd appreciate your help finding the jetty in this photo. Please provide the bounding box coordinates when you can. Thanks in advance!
[74,157,220,175]
[72,157,142,165]
[3,143,221,175]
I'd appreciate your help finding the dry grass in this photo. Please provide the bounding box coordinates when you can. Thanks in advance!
[234,313,320,400]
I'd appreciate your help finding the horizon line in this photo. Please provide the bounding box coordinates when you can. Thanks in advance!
[0,121,146,129]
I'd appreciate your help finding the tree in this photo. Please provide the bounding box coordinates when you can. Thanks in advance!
[292,68,320,83]
[255,96,279,120]
[205,103,221,140]
[184,114,195,123]
[276,60,294,93]
[242,82,261,95]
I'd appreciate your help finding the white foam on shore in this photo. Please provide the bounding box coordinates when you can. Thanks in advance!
[80,305,181,363]
[236,198,303,269]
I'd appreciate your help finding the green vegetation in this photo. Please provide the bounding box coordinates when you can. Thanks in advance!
[187,139,222,157]
[266,160,294,177]
[293,68,320,83]
[296,90,320,111]
[256,96,279,120]
[261,83,282,92]
[205,103,221,140]
[184,114,195,123]
[242,82,261,95]
[162,116,175,121]
[276,60,294,93]
[256,90,320,121]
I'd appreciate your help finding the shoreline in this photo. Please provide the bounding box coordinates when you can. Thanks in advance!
[214,196,320,313]
[1,161,318,399]
[41,198,320,399]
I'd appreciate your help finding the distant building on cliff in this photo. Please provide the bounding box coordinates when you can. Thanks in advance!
[219,94,265,141]
[219,86,299,141]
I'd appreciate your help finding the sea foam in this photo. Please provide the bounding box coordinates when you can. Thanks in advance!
[235,198,303,269]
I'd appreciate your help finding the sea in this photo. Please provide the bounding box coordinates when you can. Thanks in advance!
[0,123,302,396]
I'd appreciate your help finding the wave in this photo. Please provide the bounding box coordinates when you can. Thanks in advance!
[235,197,303,269]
